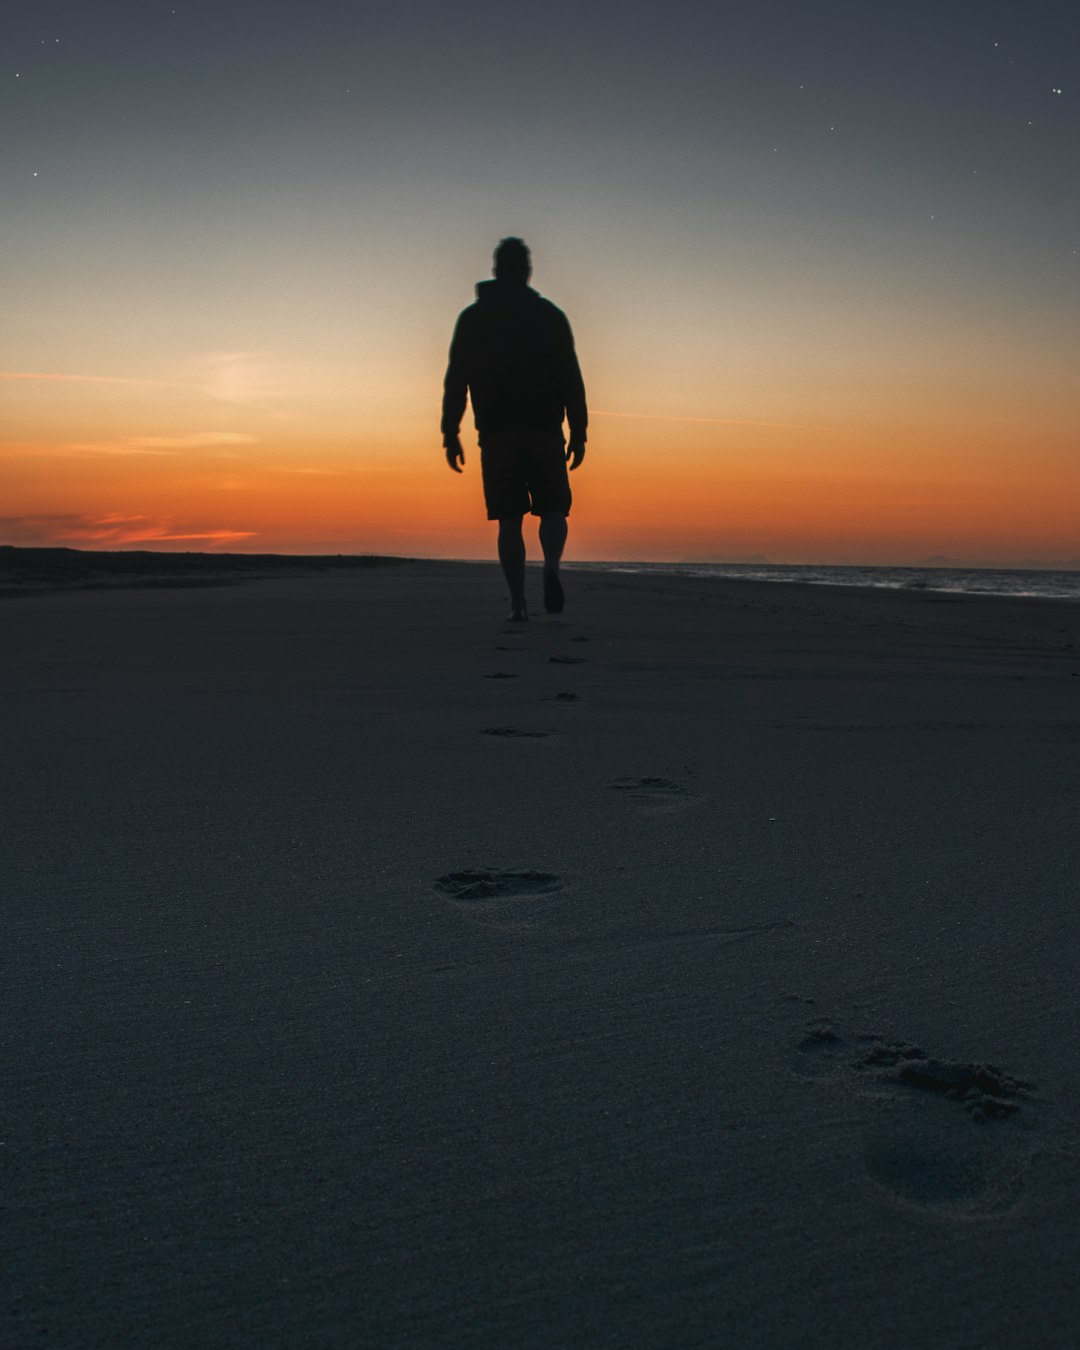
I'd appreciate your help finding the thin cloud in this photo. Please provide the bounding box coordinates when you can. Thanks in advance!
[269,465,356,476]
[0,513,256,548]
[8,433,259,457]
[121,530,257,544]
[0,371,176,387]
[591,409,826,432]
[58,442,178,457]
[128,433,256,449]
[0,514,94,544]
[2,364,291,423]
[0,443,175,458]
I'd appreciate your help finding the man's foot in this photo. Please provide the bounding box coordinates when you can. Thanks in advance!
[543,567,565,614]
[508,595,529,621]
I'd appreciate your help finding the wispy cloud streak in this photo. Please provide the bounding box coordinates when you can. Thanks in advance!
[0,371,176,387]
[2,433,256,457]
[591,410,826,432]
[128,433,256,449]
[0,513,256,548]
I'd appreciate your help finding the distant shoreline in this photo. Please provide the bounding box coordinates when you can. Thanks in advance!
[0,545,417,597]
[2,546,1077,659]
[4,545,1079,608]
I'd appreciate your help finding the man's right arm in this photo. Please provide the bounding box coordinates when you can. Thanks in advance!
[560,315,588,470]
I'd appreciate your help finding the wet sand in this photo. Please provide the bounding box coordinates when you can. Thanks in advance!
[4,560,1080,1348]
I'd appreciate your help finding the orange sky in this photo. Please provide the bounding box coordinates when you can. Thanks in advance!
[4,242,1078,566]
[3,357,1078,563]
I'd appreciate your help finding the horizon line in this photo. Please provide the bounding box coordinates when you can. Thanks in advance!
[2,541,1077,571]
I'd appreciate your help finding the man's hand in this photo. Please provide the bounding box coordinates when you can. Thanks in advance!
[444,435,465,473]
[566,438,586,471]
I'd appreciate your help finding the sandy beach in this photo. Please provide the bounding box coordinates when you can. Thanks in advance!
[4,558,1079,1348]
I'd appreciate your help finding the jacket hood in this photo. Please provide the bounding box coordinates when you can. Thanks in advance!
[475,278,537,304]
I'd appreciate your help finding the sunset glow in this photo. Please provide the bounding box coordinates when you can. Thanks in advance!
[3,4,1078,565]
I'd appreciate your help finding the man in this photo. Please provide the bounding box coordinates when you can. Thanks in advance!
[442,237,587,621]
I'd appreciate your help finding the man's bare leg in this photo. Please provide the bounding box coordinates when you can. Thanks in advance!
[497,516,528,620]
[539,513,568,613]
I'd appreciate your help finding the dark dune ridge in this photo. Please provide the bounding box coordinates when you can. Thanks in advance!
[0,544,403,596]
[3,560,1080,1348]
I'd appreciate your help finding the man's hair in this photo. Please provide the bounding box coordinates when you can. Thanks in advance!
[493,236,531,281]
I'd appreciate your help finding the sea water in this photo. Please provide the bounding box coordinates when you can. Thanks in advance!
[566,562,1080,603]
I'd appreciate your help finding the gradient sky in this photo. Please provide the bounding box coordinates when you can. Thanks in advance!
[3,1,1078,563]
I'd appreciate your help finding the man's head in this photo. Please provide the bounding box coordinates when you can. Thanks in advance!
[493,236,531,284]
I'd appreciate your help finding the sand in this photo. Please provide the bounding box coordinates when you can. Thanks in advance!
[3,559,1079,1348]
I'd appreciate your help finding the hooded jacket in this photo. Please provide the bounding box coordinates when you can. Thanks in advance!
[441,279,588,445]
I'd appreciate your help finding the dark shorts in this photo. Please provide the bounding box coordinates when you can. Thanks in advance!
[479,429,572,521]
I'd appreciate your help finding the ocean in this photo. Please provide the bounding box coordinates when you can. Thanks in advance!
[567,562,1080,603]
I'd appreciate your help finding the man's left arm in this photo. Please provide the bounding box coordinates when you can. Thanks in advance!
[442,317,469,472]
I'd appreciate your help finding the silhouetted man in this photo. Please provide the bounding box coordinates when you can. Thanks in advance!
[442,237,587,620]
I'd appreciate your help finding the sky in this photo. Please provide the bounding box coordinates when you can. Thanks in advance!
[2,0,1078,564]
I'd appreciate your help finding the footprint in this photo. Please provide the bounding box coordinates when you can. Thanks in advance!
[794,1025,1034,1120]
[569,636,590,643]
[857,1041,1032,1121]
[793,1023,848,1079]
[546,692,579,702]
[434,869,563,929]
[610,776,693,807]
[862,1123,1028,1218]
[793,1022,1038,1218]
[435,869,561,901]
[550,655,587,665]
[482,672,519,680]
[481,727,555,739]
